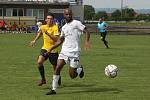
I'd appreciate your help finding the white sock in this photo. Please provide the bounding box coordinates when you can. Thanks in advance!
[52,75,60,90]
[77,67,82,76]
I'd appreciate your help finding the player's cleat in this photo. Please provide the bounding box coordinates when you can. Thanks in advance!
[58,76,61,86]
[46,89,56,95]
[106,46,110,49]
[38,79,46,86]
[79,66,84,78]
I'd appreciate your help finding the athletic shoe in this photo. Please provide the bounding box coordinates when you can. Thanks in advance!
[58,76,61,86]
[79,66,84,78]
[46,89,56,95]
[38,79,46,86]
[106,46,110,49]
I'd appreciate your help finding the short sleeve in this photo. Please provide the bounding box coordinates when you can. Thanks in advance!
[53,25,59,36]
[76,21,85,31]
[104,22,108,27]
[60,29,65,38]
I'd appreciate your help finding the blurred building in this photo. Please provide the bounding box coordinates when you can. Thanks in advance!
[0,0,84,23]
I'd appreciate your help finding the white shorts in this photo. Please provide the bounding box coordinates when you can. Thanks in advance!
[58,52,80,68]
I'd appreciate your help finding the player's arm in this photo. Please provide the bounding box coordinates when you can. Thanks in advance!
[45,31,59,42]
[83,27,90,50]
[104,23,109,30]
[47,36,64,53]
[29,30,42,47]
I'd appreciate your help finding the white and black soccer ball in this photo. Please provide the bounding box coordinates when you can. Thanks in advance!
[105,64,118,78]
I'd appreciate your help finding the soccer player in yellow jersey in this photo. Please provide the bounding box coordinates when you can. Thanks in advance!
[30,12,61,86]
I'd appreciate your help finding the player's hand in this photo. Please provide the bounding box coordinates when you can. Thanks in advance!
[43,52,49,57]
[45,31,50,36]
[45,31,48,35]
[29,40,35,47]
[84,41,90,50]
[45,31,52,38]
[43,50,51,57]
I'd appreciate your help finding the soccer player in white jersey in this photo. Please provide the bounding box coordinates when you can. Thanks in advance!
[45,8,90,95]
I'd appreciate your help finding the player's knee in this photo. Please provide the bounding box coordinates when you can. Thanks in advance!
[37,58,45,65]
[37,56,45,65]
[37,60,43,66]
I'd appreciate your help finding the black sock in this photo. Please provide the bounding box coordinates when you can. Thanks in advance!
[104,40,109,48]
[38,65,45,80]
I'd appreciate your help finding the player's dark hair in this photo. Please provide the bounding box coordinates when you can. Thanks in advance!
[64,8,72,14]
[47,12,54,18]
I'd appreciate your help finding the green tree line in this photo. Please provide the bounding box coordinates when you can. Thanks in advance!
[84,5,150,21]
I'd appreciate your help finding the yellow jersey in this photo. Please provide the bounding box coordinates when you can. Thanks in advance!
[40,24,59,53]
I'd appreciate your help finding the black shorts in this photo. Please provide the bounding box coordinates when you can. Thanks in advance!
[40,49,58,66]
[100,31,107,37]
[100,31,107,39]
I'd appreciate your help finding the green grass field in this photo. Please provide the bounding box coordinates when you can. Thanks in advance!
[0,34,150,100]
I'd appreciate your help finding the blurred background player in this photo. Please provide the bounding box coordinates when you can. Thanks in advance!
[0,20,6,33]
[30,12,61,86]
[12,21,18,33]
[97,17,109,48]
[7,22,12,33]
[45,8,90,95]
[18,22,22,33]
[22,22,28,33]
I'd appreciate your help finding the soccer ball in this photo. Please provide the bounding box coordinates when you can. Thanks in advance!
[105,64,118,78]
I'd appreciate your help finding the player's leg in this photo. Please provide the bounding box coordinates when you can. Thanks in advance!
[37,49,48,86]
[46,59,66,95]
[100,32,103,40]
[69,68,78,79]
[37,55,46,86]
[103,32,109,48]
[101,32,109,48]
[48,53,61,86]
[69,57,84,79]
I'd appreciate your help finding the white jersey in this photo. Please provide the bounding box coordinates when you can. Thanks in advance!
[60,20,85,57]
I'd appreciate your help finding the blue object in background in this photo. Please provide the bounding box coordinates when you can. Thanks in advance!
[31,25,38,31]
